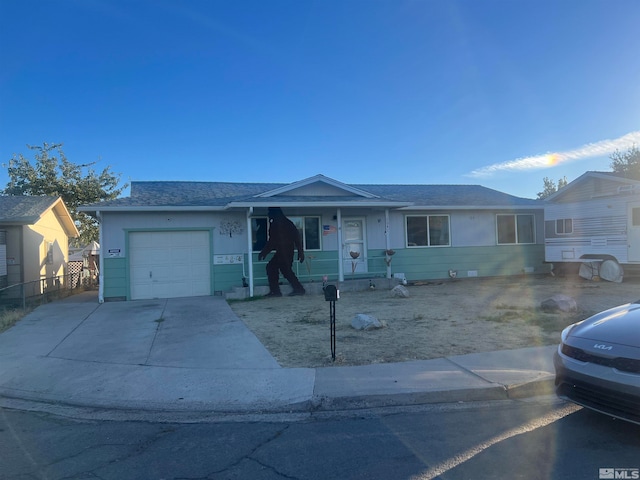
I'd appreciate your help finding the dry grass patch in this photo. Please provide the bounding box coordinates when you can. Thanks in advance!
[230,275,640,368]
[0,307,33,333]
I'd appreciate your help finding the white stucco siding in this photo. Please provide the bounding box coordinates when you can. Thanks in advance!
[397,209,544,248]
[364,212,388,250]
[450,211,497,247]
[100,211,246,258]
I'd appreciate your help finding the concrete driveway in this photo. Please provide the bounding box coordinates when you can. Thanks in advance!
[0,291,557,419]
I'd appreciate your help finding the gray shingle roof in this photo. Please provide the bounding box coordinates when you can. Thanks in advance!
[357,184,539,206]
[81,179,541,210]
[0,196,59,223]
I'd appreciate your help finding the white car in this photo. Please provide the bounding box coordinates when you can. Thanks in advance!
[554,302,640,425]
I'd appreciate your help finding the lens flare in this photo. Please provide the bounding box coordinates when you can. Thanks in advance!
[468,130,640,177]
[545,154,559,166]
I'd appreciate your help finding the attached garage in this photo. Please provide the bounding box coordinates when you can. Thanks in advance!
[129,230,211,300]
[79,175,547,303]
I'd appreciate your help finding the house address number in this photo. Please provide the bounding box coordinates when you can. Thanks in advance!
[214,254,243,265]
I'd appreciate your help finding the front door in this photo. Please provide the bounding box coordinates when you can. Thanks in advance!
[342,218,367,275]
[628,203,640,262]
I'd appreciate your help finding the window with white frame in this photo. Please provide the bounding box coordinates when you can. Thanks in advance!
[252,216,322,252]
[290,216,321,251]
[555,218,573,235]
[406,215,450,247]
[497,214,535,244]
[251,218,269,252]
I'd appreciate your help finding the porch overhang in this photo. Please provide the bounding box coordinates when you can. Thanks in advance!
[227,200,413,210]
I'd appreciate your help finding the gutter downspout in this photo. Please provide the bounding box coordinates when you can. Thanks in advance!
[246,207,254,297]
[19,226,25,309]
[97,211,104,303]
[385,208,391,279]
[337,208,344,283]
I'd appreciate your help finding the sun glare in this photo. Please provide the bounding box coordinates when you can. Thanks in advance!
[468,130,640,177]
[545,154,559,166]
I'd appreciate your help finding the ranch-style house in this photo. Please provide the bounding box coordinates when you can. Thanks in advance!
[79,174,547,302]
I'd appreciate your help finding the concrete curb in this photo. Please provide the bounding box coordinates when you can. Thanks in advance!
[0,294,561,421]
[505,375,556,399]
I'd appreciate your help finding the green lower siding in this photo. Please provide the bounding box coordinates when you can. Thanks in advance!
[102,257,246,299]
[212,263,245,293]
[249,251,341,287]
[102,257,127,299]
[247,246,547,285]
[389,244,549,280]
[102,245,548,299]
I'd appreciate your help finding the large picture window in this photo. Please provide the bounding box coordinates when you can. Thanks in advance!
[252,216,321,252]
[497,214,535,244]
[290,216,321,251]
[406,215,450,247]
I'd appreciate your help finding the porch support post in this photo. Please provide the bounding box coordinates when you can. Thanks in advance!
[246,207,254,297]
[337,208,344,282]
[385,208,391,279]
[97,211,104,303]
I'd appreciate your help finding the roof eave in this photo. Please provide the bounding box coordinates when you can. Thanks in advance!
[0,217,40,225]
[227,201,413,209]
[51,198,80,238]
[79,202,540,213]
[546,171,640,202]
[255,174,380,199]
[400,204,543,211]
[78,205,229,214]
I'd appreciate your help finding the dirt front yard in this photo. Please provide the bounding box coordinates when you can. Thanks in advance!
[228,275,640,368]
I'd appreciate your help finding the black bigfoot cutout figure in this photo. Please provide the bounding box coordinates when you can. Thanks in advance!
[258,207,306,297]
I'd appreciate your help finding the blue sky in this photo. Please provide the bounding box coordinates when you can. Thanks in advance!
[1,0,638,199]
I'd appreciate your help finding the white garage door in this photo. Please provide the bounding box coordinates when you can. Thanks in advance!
[129,231,211,300]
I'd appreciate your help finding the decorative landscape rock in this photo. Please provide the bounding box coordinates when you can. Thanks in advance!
[390,285,410,298]
[540,294,577,313]
[351,313,385,330]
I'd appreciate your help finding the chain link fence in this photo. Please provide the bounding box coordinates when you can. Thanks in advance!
[0,273,98,310]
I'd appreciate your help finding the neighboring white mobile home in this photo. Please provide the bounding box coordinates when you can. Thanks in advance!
[544,171,640,280]
[80,174,547,302]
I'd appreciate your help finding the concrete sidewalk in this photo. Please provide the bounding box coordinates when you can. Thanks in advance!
[0,292,557,418]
